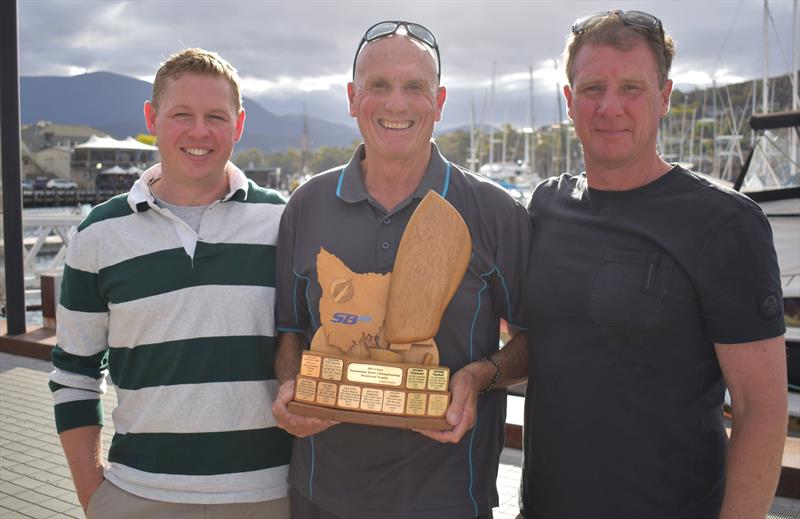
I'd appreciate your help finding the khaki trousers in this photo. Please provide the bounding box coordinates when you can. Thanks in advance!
[86,479,290,519]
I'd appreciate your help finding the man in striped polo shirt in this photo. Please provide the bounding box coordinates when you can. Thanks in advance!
[49,48,292,518]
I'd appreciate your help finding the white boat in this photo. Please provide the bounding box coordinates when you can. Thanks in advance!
[735,110,800,391]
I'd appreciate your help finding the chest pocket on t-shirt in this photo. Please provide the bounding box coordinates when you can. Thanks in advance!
[589,250,675,328]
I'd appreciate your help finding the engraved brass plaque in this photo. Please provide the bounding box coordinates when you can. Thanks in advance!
[427,393,449,417]
[300,354,322,378]
[321,357,343,381]
[347,363,403,387]
[406,393,427,415]
[337,384,362,409]
[295,377,317,402]
[382,390,406,414]
[360,387,384,411]
[406,367,428,389]
[316,381,338,406]
[427,369,449,391]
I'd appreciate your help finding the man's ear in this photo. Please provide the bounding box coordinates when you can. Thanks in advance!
[234,109,246,142]
[144,100,158,135]
[660,79,673,117]
[347,82,357,118]
[434,86,447,122]
[564,84,575,121]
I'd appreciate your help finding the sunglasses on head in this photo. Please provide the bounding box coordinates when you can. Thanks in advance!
[572,10,664,40]
[352,20,441,81]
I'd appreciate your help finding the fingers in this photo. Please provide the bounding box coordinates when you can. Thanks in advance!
[272,380,338,437]
[413,369,478,444]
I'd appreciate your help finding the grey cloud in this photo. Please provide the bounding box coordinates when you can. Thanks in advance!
[17,0,797,127]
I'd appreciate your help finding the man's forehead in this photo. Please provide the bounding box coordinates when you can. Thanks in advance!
[573,42,659,80]
[354,35,438,82]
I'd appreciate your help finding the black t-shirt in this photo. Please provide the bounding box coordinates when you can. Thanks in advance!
[522,166,785,519]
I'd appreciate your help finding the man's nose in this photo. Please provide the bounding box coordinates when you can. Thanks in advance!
[384,87,409,112]
[597,91,624,115]
[188,117,212,136]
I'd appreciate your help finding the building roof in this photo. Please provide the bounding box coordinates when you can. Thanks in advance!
[21,121,110,152]
[74,135,157,151]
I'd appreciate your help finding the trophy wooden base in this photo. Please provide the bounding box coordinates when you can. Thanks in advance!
[288,401,451,430]
[290,350,452,431]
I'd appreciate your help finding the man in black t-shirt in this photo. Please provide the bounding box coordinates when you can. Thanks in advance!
[519,10,787,519]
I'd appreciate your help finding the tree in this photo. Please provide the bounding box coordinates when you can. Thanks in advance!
[232,148,267,169]
[310,145,357,173]
[135,134,157,146]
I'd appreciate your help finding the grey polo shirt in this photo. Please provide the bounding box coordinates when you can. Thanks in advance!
[276,142,531,519]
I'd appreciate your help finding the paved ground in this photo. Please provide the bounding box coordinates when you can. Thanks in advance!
[0,351,525,518]
[0,350,797,519]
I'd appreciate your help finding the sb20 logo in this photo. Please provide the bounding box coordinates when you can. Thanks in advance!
[331,312,372,325]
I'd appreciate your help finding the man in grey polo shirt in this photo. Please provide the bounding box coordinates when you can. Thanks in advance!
[272,20,531,519]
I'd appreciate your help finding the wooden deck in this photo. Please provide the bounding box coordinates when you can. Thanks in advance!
[0,321,56,361]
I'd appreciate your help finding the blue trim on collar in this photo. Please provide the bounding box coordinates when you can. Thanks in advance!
[441,162,451,198]
[335,167,346,199]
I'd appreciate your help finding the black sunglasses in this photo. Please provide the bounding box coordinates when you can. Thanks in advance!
[352,20,441,81]
[572,10,664,40]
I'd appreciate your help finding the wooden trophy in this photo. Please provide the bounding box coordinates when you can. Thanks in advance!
[287,190,472,430]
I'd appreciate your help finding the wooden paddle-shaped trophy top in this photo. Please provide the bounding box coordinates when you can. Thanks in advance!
[384,190,472,345]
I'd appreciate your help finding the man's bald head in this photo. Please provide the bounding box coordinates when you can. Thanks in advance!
[353,35,439,88]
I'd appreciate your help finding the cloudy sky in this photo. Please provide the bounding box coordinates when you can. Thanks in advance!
[18,0,799,130]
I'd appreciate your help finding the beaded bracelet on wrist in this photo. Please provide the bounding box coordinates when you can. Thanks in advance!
[477,355,501,396]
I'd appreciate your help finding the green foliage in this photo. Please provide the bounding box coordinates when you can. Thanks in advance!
[135,134,157,146]
[233,143,358,176]
[434,131,470,166]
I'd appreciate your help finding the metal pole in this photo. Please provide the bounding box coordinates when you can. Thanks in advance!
[792,0,798,178]
[794,0,799,110]
[1,0,27,334]
[529,66,536,172]
[488,61,496,166]
[762,0,769,113]
[554,59,562,174]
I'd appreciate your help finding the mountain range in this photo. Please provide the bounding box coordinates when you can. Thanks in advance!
[20,71,360,152]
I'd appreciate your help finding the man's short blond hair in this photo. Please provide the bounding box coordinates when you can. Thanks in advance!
[564,14,676,88]
[151,48,243,111]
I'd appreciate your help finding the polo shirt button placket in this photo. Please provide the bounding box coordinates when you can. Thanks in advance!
[383,217,391,225]
[381,241,390,250]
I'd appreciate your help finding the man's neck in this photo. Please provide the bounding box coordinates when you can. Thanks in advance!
[361,145,432,212]
[150,169,229,206]
[585,153,673,191]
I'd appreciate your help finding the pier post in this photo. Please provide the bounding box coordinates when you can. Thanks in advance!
[1,0,26,335]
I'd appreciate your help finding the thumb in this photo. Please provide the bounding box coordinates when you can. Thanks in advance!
[446,384,468,427]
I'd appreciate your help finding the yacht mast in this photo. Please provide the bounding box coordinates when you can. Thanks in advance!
[762,0,769,113]
[488,61,496,165]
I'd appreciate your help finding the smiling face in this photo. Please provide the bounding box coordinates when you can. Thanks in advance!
[347,35,446,165]
[144,72,245,191]
[565,40,672,172]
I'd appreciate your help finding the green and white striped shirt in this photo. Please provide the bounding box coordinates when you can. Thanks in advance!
[49,162,292,504]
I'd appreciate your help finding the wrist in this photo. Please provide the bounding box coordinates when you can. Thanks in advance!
[476,355,501,396]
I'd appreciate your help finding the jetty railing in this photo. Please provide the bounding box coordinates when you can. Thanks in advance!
[1,211,86,314]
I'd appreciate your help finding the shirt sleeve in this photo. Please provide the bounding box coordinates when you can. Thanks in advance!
[275,196,311,334]
[696,206,786,344]
[49,227,109,433]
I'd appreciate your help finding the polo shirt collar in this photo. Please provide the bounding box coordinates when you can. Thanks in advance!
[336,142,452,204]
[127,161,249,212]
